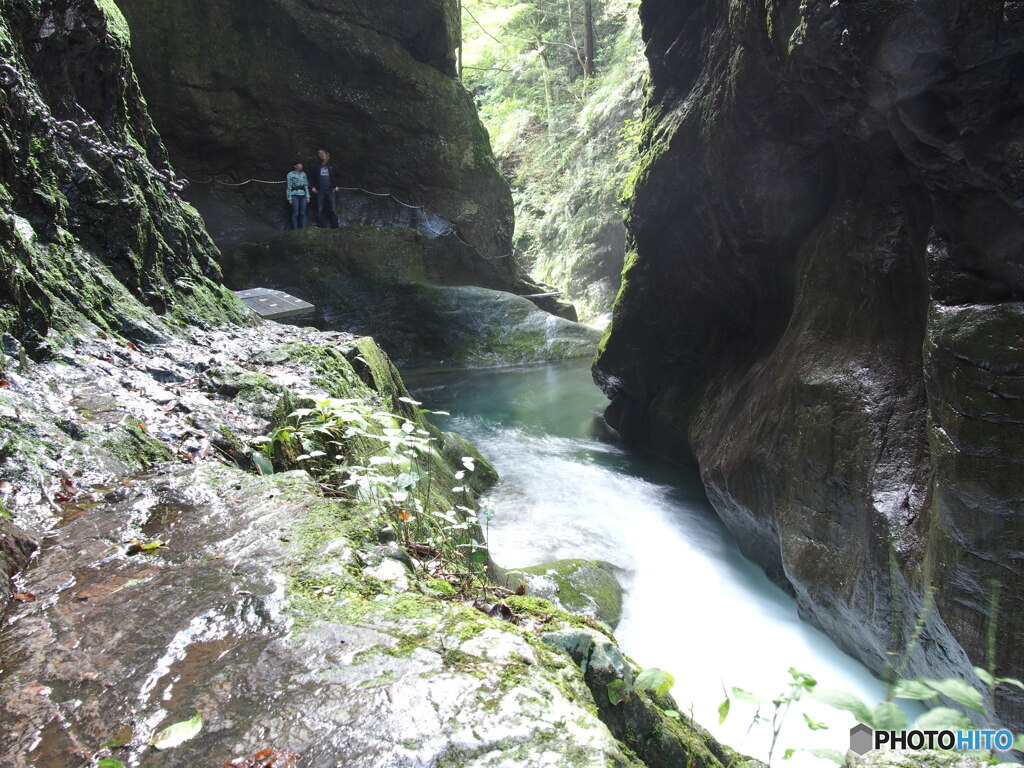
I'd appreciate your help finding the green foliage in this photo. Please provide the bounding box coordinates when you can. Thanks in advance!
[607,678,629,706]
[254,396,488,584]
[461,0,645,319]
[635,667,675,698]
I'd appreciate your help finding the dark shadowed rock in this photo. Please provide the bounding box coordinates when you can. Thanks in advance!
[0,518,36,602]
[115,0,519,284]
[594,0,1024,728]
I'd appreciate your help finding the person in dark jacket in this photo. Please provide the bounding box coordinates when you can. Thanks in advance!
[310,148,341,228]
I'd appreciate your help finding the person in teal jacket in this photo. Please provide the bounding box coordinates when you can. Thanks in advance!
[286,160,310,229]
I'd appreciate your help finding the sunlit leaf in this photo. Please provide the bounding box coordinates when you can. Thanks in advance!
[974,667,995,688]
[924,678,985,714]
[870,701,906,731]
[891,678,939,701]
[607,679,628,706]
[803,712,829,731]
[664,709,681,721]
[997,677,1024,692]
[97,760,127,768]
[731,687,760,705]
[718,697,730,724]
[913,706,975,732]
[810,688,872,724]
[788,667,817,690]
[635,668,675,697]
[151,711,203,750]
[783,749,796,760]
[809,749,846,765]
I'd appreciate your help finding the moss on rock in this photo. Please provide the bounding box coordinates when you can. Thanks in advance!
[504,559,624,629]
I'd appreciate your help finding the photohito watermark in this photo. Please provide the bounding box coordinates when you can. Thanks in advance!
[850,723,1015,755]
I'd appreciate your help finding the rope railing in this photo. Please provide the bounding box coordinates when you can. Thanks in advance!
[1,60,187,192]
[1,55,516,266]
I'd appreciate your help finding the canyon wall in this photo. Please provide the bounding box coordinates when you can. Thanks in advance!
[595,0,1024,728]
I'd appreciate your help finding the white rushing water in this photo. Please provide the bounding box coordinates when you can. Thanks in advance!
[406,360,902,765]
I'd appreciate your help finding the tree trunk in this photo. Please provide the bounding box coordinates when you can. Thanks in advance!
[537,35,555,132]
[457,0,464,80]
[583,0,595,77]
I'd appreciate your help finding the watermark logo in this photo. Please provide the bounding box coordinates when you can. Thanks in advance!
[850,724,1015,754]
[849,724,873,755]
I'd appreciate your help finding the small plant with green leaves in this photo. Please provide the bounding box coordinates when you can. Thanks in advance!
[252,395,490,592]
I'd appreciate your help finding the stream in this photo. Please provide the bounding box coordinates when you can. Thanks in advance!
[406,358,901,765]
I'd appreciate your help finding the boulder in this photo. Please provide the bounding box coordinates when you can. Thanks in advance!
[221,226,601,366]
[503,559,624,629]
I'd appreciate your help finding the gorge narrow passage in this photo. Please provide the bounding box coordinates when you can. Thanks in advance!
[406,359,910,763]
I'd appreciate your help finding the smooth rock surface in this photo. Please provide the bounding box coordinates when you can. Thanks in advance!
[594,0,1024,728]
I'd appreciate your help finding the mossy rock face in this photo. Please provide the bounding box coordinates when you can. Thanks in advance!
[504,559,624,629]
[0,0,249,350]
[542,628,747,768]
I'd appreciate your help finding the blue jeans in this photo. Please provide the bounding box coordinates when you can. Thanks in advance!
[290,195,307,229]
[315,189,338,228]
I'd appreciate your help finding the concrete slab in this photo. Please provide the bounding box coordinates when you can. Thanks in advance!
[235,288,315,320]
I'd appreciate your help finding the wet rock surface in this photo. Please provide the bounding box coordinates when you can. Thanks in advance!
[222,227,600,366]
[595,0,1024,728]
[0,322,612,766]
[0,464,640,768]
[0,320,744,767]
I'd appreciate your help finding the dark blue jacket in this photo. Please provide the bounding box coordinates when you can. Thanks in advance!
[310,160,341,191]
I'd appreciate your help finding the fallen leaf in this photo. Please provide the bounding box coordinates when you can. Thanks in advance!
[398,510,412,523]
[126,539,167,555]
[514,581,527,596]
[111,575,156,594]
[225,747,300,767]
[151,711,202,750]
[0,381,9,387]
[12,592,36,603]
[101,724,135,748]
